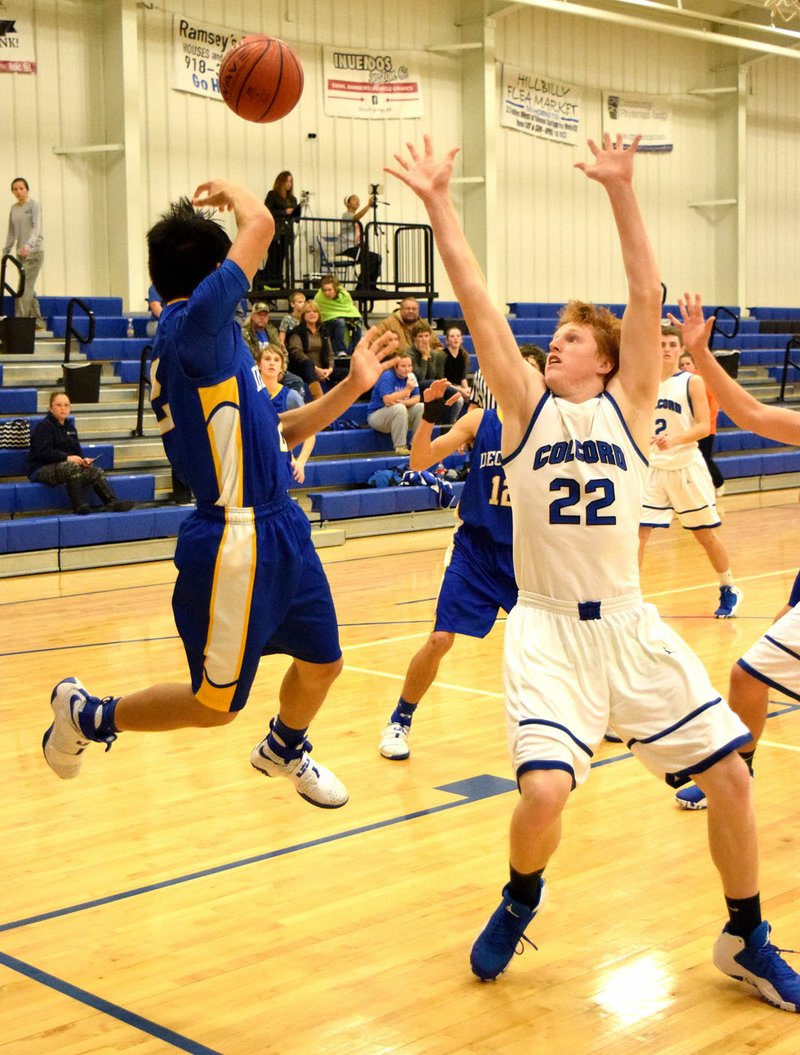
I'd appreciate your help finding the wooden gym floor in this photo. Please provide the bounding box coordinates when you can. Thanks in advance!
[2,489,800,1054]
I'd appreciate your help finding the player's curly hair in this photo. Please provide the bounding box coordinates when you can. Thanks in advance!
[558,300,622,382]
[147,198,231,303]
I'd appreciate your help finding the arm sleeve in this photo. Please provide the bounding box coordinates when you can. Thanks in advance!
[178,259,250,376]
[26,201,43,250]
[3,209,14,255]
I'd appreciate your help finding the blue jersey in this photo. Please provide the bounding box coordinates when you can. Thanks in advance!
[150,260,288,508]
[457,408,513,548]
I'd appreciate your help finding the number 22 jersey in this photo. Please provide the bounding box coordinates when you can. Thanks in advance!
[502,390,648,602]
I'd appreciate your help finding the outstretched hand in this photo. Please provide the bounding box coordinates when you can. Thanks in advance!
[575,133,641,186]
[192,180,237,212]
[384,135,460,202]
[667,293,715,356]
[423,377,461,406]
[347,327,400,393]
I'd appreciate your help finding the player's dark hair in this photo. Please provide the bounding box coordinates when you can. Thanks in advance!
[147,198,231,303]
[11,177,29,190]
[519,343,547,373]
[661,324,684,346]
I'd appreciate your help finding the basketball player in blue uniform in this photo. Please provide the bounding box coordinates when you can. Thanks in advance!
[386,136,800,1009]
[638,324,741,619]
[42,179,399,808]
[379,374,519,759]
[668,292,800,811]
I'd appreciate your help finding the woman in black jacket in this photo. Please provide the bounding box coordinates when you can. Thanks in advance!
[27,391,134,515]
[263,171,303,289]
[286,301,333,400]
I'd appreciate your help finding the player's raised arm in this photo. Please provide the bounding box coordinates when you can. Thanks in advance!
[576,135,662,416]
[192,179,274,284]
[385,137,542,437]
[673,293,800,446]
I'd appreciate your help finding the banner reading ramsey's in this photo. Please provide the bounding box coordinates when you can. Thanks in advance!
[0,11,36,74]
[323,46,423,119]
[172,15,248,100]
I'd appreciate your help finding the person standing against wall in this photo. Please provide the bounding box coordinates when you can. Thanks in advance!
[3,177,45,330]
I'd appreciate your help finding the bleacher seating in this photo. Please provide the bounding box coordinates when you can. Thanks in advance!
[4,293,800,573]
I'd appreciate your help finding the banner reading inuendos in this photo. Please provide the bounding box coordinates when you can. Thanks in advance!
[323,46,423,119]
[501,65,582,145]
[0,11,36,73]
[602,92,673,152]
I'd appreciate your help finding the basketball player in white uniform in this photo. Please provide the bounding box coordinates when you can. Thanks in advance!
[669,292,800,812]
[639,325,741,619]
[385,135,800,1010]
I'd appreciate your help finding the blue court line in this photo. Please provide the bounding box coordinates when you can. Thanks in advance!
[0,775,516,936]
[3,700,799,1050]
[0,951,223,1055]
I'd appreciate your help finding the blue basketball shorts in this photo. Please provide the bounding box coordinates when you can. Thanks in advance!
[433,529,517,638]
[172,497,341,712]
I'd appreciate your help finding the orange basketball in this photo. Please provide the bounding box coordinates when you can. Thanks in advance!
[219,35,303,123]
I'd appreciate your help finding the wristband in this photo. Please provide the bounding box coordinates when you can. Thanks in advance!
[422,396,447,424]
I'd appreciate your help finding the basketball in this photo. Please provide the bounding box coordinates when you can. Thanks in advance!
[219,35,303,123]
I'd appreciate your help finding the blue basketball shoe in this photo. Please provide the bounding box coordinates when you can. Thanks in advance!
[43,677,117,779]
[470,881,547,981]
[715,585,743,619]
[713,921,800,1011]
[675,784,707,810]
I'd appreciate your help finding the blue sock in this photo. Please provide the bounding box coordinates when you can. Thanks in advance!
[267,715,308,759]
[390,697,417,729]
[75,694,119,747]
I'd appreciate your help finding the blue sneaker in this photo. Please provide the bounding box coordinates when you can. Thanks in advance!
[470,881,547,981]
[675,784,707,810]
[42,677,116,780]
[713,921,800,1011]
[715,585,743,619]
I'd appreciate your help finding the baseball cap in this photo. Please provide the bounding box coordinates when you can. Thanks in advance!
[251,302,270,313]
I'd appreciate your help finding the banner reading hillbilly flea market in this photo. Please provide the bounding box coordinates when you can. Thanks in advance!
[323,46,424,119]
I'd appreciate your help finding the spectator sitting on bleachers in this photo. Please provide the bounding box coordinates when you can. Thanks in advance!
[367,352,424,456]
[314,275,363,358]
[146,284,164,338]
[257,344,315,485]
[28,391,134,515]
[409,320,446,392]
[242,302,281,359]
[441,325,472,420]
[374,297,420,352]
[279,289,306,347]
[286,300,333,400]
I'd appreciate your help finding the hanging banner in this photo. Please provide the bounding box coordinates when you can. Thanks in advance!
[602,93,673,152]
[172,15,248,100]
[0,11,36,73]
[323,46,423,119]
[501,65,582,145]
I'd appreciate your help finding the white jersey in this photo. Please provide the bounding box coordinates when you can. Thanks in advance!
[648,371,705,471]
[503,390,648,603]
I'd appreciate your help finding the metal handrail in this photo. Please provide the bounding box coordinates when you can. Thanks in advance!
[779,335,800,402]
[63,297,96,363]
[1,253,24,304]
[709,305,739,349]
[133,341,153,438]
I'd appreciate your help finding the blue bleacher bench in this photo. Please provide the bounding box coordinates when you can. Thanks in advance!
[310,481,465,521]
[1,474,154,517]
[0,504,194,554]
[0,443,114,478]
[0,389,38,414]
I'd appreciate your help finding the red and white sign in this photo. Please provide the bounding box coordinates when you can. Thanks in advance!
[323,47,423,119]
